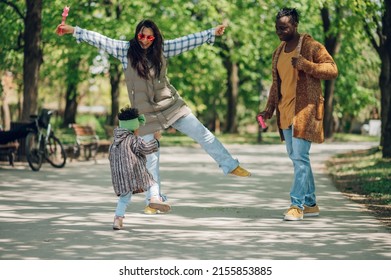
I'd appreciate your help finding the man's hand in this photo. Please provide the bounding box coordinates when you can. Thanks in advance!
[291,56,299,68]
[291,55,306,70]
[258,111,272,120]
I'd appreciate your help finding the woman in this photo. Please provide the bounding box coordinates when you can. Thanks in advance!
[56,19,251,214]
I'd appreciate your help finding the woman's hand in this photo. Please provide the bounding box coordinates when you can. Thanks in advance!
[55,24,74,36]
[215,24,227,36]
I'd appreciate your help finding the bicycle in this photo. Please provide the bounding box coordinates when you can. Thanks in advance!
[25,109,67,171]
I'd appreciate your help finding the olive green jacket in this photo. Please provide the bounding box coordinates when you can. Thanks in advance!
[124,57,191,136]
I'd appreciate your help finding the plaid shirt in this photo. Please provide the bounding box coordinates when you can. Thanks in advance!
[73,26,216,70]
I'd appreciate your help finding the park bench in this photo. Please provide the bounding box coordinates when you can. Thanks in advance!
[0,126,20,166]
[0,141,19,167]
[69,124,111,163]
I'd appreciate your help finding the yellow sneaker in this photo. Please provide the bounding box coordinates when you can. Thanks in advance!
[283,205,320,217]
[230,166,251,177]
[304,204,320,217]
[283,206,303,221]
[144,206,158,215]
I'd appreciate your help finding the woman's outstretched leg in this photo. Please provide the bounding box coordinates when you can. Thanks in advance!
[172,113,250,176]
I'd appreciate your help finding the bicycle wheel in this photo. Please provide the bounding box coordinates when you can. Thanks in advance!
[45,134,67,168]
[25,132,43,171]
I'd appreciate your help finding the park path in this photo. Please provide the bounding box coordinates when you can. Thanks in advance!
[0,142,390,260]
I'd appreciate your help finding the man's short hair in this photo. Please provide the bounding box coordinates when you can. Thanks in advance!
[276,7,300,24]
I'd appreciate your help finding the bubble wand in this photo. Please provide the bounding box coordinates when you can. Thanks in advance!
[257,114,267,129]
[58,6,70,35]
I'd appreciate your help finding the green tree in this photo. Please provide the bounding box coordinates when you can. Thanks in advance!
[321,3,342,138]
[22,0,43,121]
[352,0,391,158]
[0,0,42,122]
[0,0,385,147]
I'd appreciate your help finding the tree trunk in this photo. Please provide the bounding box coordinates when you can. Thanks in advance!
[323,79,337,138]
[108,62,121,126]
[223,60,239,133]
[63,83,78,127]
[106,2,122,126]
[1,90,10,130]
[381,64,391,157]
[379,23,391,157]
[1,72,13,130]
[212,96,221,134]
[362,0,391,158]
[321,6,341,139]
[62,58,81,127]
[21,0,42,121]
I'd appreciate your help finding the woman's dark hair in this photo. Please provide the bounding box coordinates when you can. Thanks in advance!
[127,19,163,79]
[276,8,300,24]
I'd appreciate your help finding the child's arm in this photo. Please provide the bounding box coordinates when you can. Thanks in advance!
[134,132,161,155]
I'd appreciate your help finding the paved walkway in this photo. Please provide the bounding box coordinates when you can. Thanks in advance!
[0,142,390,260]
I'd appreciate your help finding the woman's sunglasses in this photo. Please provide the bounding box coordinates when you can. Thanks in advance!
[137,33,155,42]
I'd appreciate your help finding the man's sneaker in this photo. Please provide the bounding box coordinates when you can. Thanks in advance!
[304,204,320,217]
[283,204,320,217]
[149,197,171,212]
[113,216,123,230]
[230,166,251,177]
[283,206,304,221]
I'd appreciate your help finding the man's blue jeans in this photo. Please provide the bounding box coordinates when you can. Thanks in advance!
[282,127,317,209]
[142,113,240,205]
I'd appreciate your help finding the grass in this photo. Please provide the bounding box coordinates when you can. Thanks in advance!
[328,133,380,143]
[327,147,391,198]
[326,147,391,228]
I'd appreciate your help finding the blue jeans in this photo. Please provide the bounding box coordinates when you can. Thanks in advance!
[282,127,316,210]
[115,192,132,217]
[142,113,240,205]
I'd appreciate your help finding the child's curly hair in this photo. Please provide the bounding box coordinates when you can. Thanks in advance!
[118,104,139,121]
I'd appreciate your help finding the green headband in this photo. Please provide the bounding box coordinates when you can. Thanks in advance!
[119,114,146,131]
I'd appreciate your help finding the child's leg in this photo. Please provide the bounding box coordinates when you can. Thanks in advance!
[113,192,132,230]
[115,192,132,217]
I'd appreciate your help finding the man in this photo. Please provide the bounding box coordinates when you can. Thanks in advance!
[259,8,338,221]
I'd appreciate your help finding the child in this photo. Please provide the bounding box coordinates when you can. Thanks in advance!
[109,105,170,230]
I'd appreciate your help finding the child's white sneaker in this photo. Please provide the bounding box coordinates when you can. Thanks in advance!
[113,216,123,230]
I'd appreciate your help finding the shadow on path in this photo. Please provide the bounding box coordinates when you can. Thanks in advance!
[0,143,390,259]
